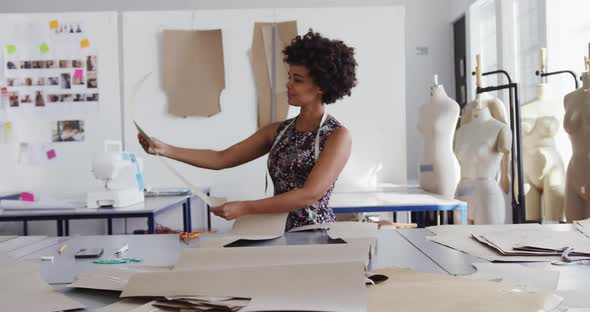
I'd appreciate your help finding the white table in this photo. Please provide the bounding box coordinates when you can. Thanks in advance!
[0,195,201,236]
[330,185,467,225]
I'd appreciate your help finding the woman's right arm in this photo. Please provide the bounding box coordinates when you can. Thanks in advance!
[138,122,281,170]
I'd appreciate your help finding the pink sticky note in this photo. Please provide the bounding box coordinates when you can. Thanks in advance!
[74,69,83,79]
[21,192,35,202]
[47,149,56,160]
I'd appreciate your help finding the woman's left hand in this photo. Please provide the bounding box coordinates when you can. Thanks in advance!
[210,201,249,220]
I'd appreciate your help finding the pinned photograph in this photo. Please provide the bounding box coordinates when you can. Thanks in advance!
[72,60,82,68]
[87,72,97,89]
[24,78,33,86]
[73,94,85,102]
[7,78,17,87]
[6,61,16,70]
[60,73,71,89]
[47,94,59,103]
[48,77,59,86]
[32,60,45,69]
[36,77,46,86]
[52,120,85,142]
[73,69,84,85]
[34,91,45,107]
[46,60,57,69]
[20,94,32,103]
[59,60,72,69]
[86,93,99,102]
[86,55,97,71]
[8,92,19,107]
[59,94,73,102]
[21,61,32,69]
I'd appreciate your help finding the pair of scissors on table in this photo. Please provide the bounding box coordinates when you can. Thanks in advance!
[179,231,200,245]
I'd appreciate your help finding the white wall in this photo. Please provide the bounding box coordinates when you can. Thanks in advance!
[0,0,462,234]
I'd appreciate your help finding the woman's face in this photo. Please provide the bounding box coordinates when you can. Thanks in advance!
[286,65,322,107]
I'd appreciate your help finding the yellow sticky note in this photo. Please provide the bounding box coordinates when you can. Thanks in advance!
[6,45,16,54]
[5,122,12,143]
[80,39,90,49]
[49,20,59,30]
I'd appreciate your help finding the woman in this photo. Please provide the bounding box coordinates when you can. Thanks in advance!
[138,30,357,230]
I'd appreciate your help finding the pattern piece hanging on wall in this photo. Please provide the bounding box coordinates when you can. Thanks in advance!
[251,21,297,129]
[162,29,225,117]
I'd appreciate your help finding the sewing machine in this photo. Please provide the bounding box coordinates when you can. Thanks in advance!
[86,141,145,208]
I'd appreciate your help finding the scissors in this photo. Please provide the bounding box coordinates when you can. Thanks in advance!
[179,231,200,245]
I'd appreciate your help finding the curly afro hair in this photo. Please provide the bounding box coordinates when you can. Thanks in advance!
[283,29,358,104]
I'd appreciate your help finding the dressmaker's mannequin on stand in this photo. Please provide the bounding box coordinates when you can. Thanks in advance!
[521,83,566,222]
[417,75,461,199]
[564,66,590,221]
[454,94,512,224]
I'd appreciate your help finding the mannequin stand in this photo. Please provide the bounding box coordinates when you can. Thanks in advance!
[535,70,579,90]
[472,69,526,224]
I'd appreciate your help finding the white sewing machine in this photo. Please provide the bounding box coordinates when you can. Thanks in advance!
[87,141,145,208]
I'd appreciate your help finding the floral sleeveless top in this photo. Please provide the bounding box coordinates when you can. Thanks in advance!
[268,116,343,231]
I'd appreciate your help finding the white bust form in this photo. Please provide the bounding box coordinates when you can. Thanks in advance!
[417,77,461,199]
[454,94,512,224]
[521,84,566,222]
[564,72,590,221]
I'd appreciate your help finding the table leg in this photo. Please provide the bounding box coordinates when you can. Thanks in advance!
[107,218,113,235]
[23,221,28,236]
[65,220,70,236]
[460,206,467,225]
[182,202,188,232]
[206,191,212,231]
[57,219,63,237]
[147,215,155,234]
[186,198,192,232]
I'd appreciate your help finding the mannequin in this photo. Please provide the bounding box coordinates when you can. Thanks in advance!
[454,94,512,224]
[521,83,566,222]
[564,71,590,221]
[417,75,461,199]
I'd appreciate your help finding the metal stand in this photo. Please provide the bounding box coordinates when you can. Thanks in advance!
[471,70,526,224]
[535,70,579,90]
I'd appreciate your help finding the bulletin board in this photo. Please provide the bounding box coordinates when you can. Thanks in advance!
[121,6,406,203]
[0,12,121,196]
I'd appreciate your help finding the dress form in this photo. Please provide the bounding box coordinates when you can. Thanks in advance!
[564,72,590,221]
[417,78,461,199]
[454,95,512,224]
[521,84,566,222]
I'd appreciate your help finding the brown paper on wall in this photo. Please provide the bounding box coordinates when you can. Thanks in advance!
[368,267,563,312]
[162,29,225,117]
[251,21,297,128]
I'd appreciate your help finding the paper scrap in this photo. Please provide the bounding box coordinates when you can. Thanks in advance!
[20,192,35,202]
[367,267,563,312]
[39,43,49,54]
[464,263,560,292]
[74,69,83,79]
[173,243,370,271]
[122,262,368,312]
[46,149,56,160]
[6,45,16,54]
[251,21,297,128]
[49,20,59,29]
[162,29,225,117]
[80,39,90,48]
[4,123,12,144]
